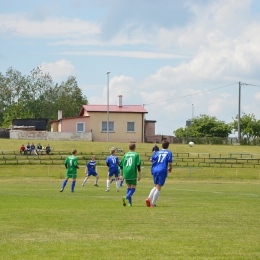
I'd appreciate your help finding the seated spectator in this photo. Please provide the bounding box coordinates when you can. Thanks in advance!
[46,144,51,155]
[25,142,31,155]
[37,143,44,155]
[31,142,38,156]
[20,144,25,155]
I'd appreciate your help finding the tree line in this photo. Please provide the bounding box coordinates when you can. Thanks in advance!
[174,114,260,145]
[1,67,259,145]
[0,67,88,129]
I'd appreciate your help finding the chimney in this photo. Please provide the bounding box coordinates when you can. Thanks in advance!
[58,110,62,120]
[118,95,123,107]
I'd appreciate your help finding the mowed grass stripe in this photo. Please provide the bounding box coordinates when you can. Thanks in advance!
[1,177,260,259]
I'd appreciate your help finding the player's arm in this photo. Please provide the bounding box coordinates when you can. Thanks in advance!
[105,157,109,167]
[119,164,123,178]
[74,159,79,169]
[168,162,172,173]
[137,165,141,181]
[64,158,68,168]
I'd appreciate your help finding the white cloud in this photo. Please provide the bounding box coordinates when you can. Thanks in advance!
[0,14,100,38]
[1,0,260,136]
[56,50,190,59]
[254,92,260,102]
[89,75,140,105]
[40,59,75,82]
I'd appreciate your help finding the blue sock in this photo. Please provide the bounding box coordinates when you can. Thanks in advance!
[120,179,124,186]
[130,188,136,196]
[126,188,135,205]
[71,181,76,192]
[62,179,68,190]
[126,188,131,199]
[128,195,132,205]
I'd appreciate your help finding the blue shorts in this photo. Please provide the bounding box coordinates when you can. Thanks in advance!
[88,171,98,177]
[108,171,119,178]
[153,174,167,186]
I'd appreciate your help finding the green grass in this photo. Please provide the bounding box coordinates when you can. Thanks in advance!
[2,138,260,157]
[1,139,260,259]
[1,167,260,259]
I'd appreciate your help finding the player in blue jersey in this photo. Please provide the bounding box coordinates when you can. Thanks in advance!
[110,167,124,186]
[105,148,120,192]
[146,139,172,207]
[82,155,99,187]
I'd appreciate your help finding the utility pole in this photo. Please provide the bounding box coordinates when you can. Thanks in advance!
[238,81,241,143]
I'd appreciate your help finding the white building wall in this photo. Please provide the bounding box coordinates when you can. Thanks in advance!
[10,130,92,141]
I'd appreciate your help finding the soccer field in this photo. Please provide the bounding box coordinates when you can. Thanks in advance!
[1,169,260,260]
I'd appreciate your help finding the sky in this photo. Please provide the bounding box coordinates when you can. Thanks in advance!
[1,0,260,136]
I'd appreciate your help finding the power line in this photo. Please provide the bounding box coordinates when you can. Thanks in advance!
[241,83,260,88]
[143,82,238,106]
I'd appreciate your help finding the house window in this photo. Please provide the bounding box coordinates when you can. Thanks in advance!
[127,122,135,132]
[77,122,85,132]
[102,121,114,132]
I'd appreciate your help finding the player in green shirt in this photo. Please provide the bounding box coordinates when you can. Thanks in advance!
[120,143,141,206]
[60,149,79,193]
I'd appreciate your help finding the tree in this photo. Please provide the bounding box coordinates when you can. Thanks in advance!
[0,67,88,128]
[174,114,232,142]
[231,113,260,144]
[53,76,88,119]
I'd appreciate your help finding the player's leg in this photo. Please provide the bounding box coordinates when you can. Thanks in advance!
[71,177,76,192]
[94,173,99,186]
[124,181,137,206]
[151,176,165,207]
[146,186,156,207]
[82,174,89,186]
[146,175,157,206]
[115,173,119,192]
[127,184,137,206]
[106,172,111,191]
[122,182,131,206]
[60,177,69,192]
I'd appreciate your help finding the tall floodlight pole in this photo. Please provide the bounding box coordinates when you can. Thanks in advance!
[192,104,194,120]
[106,71,110,142]
[238,81,241,143]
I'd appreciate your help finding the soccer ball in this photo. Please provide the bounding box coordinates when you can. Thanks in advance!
[189,141,194,147]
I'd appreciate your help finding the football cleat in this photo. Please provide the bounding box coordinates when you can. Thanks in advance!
[59,189,63,192]
[94,184,99,187]
[122,196,126,206]
[146,198,151,207]
[105,189,109,192]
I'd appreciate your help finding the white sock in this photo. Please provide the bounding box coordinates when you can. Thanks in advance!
[148,187,156,200]
[116,181,119,190]
[82,178,88,185]
[106,180,110,189]
[152,189,160,205]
